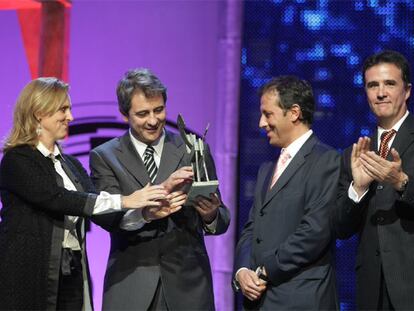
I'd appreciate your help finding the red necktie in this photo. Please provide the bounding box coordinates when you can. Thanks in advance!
[270,149,291,188]
[379,129,396,159]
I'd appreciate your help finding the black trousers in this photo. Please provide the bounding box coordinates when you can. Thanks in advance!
[57,249,83,311]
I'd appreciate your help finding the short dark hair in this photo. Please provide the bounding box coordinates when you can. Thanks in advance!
[117,68,167,116]
[362,50,411,87]
[259,75,315,125]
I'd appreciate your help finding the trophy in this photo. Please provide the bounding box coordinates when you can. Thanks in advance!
[177,114,219,204]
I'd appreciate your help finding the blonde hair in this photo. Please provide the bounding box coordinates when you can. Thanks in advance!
[3,77,69,153]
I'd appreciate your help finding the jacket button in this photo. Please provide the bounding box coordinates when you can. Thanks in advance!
[375,249,380,256]
[256,238,262,244]
[377,216,385,224]
[377,185,384,190]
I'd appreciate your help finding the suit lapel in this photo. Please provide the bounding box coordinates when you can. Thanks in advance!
[371,130,378,154]
[389,114,414,158]
[115,131,186,186]
[263,135,317,207]
[60,156,85,192]
[116,132,150,187]
[156,132,185,183]
[261,162,275,205]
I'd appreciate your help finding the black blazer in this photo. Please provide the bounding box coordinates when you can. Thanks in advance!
[0,145,97,310]
[334,114,414,310]
[90,131,230,311]
[234,135,340,310]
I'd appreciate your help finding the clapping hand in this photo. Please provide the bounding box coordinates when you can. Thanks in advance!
[351,137,374,196]
[359,148,408,191]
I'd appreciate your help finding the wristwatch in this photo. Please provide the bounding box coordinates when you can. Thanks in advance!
[232,278,240,292]
[255,266,269,282]
[399,176,409,193]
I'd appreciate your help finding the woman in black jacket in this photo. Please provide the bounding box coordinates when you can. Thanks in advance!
[0,78,183,310]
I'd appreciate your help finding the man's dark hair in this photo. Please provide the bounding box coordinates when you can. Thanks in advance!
[259,75,315,125]
[362,50,411,87]
[117,68,167,116]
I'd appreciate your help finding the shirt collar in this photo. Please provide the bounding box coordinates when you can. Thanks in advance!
[283,129,313,159]
[377,110,409,134]
[36,141,61,158]
[129,129,165,159]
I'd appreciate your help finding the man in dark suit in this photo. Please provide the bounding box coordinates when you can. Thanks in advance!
[90,68,230,310]
[234,76,340,310]
[334,50,414,310]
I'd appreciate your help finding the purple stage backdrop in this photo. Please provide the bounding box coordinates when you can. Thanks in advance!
[0,1,241,310]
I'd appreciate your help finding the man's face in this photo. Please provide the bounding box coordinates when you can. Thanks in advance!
[259,91,293,148]
[127,91,166,144]
[365,63,411,128]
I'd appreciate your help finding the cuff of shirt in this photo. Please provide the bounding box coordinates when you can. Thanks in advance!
[203,214,218,233]
[348,182,369,203]
[120,209,149,231]
[93,192,122,215]
[232,267,249,292]
[235,267,249,281]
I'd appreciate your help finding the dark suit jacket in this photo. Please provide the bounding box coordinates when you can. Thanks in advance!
[89,131,230,311]
[0,145,96,310]
[234,135,340,310]
[334,114,414,310]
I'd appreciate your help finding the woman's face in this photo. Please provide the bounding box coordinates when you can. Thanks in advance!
[38,99,73,145]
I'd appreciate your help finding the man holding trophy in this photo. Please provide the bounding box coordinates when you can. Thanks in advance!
[90,68,230,310]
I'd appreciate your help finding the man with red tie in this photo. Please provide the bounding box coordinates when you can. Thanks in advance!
[233,75,340,310]
[334,50,414,310]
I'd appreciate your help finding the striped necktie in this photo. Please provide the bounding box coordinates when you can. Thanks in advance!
[379,129,396,159]
[144,145,158,183]
[270,148,291,188]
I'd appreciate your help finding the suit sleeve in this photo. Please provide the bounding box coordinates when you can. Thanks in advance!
[233,200,256,272]
[233,164,268,273]
[332,147,369,239]
[89,148,126,231]
[0,149,96,217]
[90,149,123,195]
[397,161,414,207]
[261,149,340,285]
[203,144,230,235]
[399,181,414,205]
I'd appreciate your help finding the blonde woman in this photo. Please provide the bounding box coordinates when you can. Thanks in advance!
[0,78,188,310]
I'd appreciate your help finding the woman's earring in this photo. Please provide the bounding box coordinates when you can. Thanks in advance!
[36,123,42,136]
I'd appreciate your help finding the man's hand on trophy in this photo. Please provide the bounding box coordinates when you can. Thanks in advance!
[142,191,187,221]
[162,166,194,193]
[193,193,221,224]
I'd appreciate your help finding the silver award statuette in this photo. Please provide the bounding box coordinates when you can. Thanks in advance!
[177,114,219,205]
